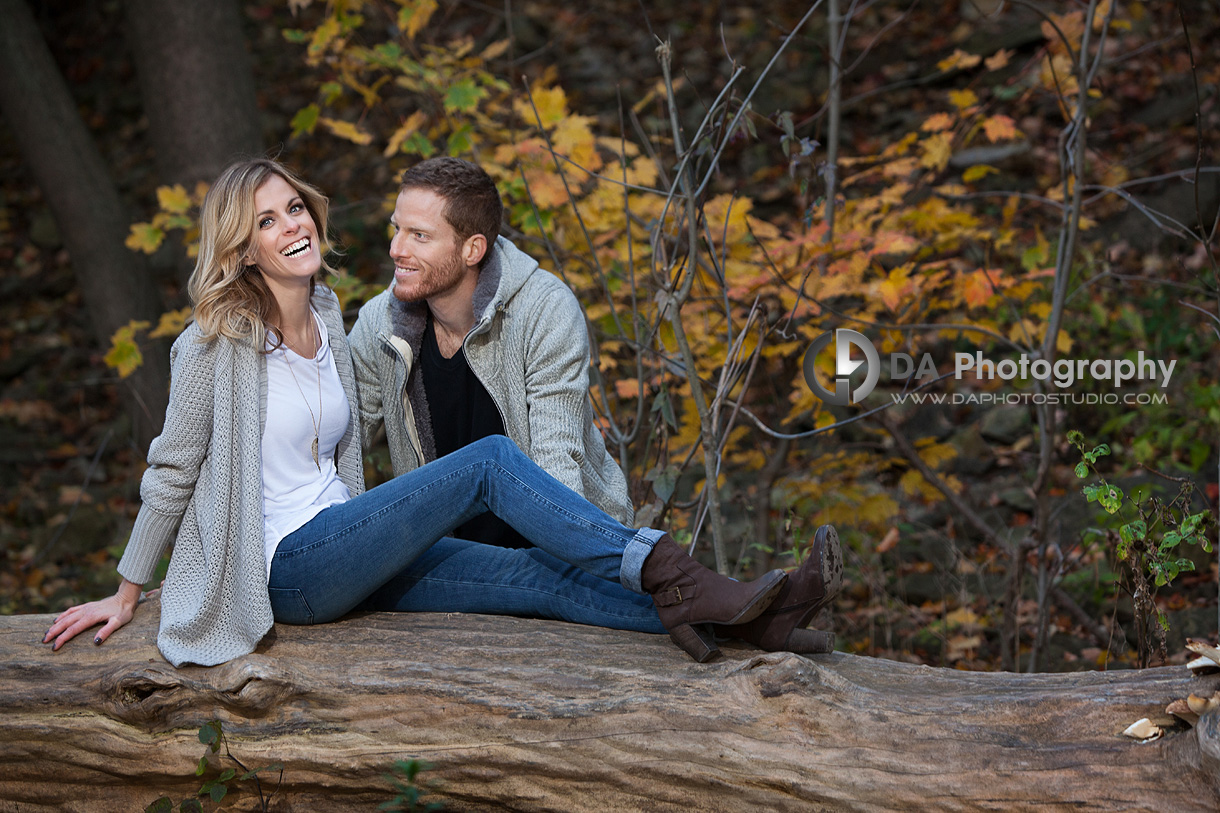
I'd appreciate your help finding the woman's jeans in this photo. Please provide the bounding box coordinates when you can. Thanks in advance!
[268,436,666,634]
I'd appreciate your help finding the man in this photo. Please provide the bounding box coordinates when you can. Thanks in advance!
[349,157,633,548]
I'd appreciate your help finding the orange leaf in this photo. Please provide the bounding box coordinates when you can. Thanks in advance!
[985,48,1013,71]
[982,115,1019,143]
[921,112,955,132]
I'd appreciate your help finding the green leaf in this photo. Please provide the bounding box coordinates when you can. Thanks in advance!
[1098,486,1122,514]
[218,768,236,782]
[126,222,165,254]
[1181,511,1207,536]
[144,799,173,813]
[1160,531,1183,551]
[443,78,488,113]
[209,783,227,804]
[1074,462,1088,479]
[651,467,678,503]
[403,131,437,158]
[1121,519,1147,543]
[1065,429,1083,445]
[321,81,344,105]
[179,800,203,813]
[196,756,208,777]
[445,124,474,155]
[291,103,321,137]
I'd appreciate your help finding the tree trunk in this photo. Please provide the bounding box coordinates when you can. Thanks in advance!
[3,600,1218,811]
[0,0,169,452]
[122,0,264,192]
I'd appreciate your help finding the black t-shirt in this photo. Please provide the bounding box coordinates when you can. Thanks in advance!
[421,317,531,549]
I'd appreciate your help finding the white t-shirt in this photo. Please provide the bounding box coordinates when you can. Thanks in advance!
[262,310,352,579]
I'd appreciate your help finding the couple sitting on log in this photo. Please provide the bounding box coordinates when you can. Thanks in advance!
[44,157,842,668]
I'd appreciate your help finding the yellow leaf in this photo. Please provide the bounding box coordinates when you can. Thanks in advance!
[384,110,429,157]
[962,164,998,183]
[921,112,955,132]
[948,89,978,111]
[515,85,567,130]
[480,38,511,61]
[156,184,192,215]
[937,49,982,72]
[918,441,958,469]
[126,223,164,254]
[945,607,980,628]
[105,320,151,378]
[398,0,438,40]
[307,16,342,62]
[1056,330,1073,354]
[320,117,373,146]
[551,114,602,173]
[877,265,911,312]
[149,307,192,339]
[985,49,1013,71]
[919,132,953,171]
[982,115,1020,143]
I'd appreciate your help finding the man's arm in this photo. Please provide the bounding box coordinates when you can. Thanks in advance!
[519,281,621,502]
[348,295,388,450]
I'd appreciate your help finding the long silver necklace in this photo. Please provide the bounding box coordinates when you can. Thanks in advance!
[280,319,322,471]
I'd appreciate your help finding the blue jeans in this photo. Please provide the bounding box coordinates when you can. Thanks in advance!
[268,436,666,634]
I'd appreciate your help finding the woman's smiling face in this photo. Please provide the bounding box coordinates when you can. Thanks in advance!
[249,173,321,288]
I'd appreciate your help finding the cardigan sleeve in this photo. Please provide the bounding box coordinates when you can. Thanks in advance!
[117,327,217,585]
[348,293,389,451]
[517,279,598,497]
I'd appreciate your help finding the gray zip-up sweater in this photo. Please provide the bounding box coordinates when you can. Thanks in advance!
[349,236,633,526]
[117,287,365,667]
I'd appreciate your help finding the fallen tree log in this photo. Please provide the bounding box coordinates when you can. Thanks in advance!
[2,598,1218,811]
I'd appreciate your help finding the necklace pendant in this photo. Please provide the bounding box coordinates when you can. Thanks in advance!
[311,436,320,470]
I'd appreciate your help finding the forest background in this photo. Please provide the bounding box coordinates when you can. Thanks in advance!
[1,0,1217,675]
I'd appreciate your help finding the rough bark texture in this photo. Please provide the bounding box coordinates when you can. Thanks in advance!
[0,0,170,451]
[3,600,1219,812]
[122,0,264,191]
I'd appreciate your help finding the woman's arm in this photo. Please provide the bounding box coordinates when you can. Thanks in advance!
[43,577,143,649]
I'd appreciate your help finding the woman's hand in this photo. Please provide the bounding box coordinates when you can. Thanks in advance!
[43,578,142,651]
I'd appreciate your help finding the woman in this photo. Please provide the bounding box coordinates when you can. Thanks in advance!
[43,158,840,667]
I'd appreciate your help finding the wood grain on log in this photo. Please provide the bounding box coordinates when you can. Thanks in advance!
[2,598,1218,812]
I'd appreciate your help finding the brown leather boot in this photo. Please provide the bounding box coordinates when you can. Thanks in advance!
[718,525,843,654]
[641,535,788,663]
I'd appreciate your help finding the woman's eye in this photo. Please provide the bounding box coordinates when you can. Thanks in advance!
[259,217,273,228]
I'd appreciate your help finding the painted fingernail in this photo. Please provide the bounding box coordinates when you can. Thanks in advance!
[94,637,102,645]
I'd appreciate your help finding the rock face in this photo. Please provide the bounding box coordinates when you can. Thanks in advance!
[2,599,1219,811]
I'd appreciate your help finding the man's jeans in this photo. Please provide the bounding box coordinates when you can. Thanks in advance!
[268,436,666,634]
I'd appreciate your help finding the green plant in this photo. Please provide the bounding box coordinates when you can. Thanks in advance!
[145,720,282,813]
[381,758,443,812]
[1068,429,1214,666]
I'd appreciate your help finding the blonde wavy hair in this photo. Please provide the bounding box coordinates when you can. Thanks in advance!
[187,158,337,350]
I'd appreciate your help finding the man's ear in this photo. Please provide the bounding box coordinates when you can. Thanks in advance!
[462,233,488,268]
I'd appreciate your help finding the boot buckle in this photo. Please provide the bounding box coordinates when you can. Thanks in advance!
[653,586,685,607]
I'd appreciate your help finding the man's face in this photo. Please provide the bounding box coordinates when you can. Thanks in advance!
[388,188,474,303]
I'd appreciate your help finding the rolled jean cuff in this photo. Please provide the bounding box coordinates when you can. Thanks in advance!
[620,527,667,594]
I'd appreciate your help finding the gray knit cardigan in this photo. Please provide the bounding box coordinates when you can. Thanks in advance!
[117,286,365,667]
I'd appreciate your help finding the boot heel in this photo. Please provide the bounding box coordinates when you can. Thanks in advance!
[668,623,720,663]
[785,627,835,654]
